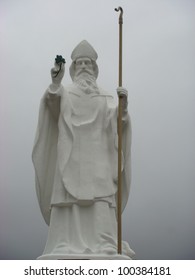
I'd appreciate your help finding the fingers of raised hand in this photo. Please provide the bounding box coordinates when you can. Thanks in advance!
[51,63,65,78]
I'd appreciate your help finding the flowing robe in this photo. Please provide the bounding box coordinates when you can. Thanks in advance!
[32,83,134,259]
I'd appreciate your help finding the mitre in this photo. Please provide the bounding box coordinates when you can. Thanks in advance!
[71,40,98,61]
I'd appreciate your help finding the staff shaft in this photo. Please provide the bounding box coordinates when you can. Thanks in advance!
[115,6,123,255]
[117,98,123,254]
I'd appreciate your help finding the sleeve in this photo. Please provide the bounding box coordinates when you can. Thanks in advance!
[45,84,62,121]
[32,90,59,225]
[106,95,132,212]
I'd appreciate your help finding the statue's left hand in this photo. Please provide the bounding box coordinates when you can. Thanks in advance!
[117,87,128,99]
[117,87,128,113]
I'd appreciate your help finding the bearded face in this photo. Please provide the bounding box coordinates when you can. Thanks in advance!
[73,57,99,94]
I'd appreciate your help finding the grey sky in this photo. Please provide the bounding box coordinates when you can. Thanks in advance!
[0,0,194,260]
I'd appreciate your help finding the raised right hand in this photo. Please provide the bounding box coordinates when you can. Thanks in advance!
[51,62,65,85]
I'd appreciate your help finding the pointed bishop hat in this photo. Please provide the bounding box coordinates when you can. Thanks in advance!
[71,40,98,61]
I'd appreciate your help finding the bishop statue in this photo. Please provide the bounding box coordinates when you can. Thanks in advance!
[32,40,135,259]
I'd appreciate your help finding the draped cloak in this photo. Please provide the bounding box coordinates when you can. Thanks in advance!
[32,84,132,226]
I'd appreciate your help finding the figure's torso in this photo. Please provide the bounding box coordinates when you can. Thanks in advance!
[69,90,105,125]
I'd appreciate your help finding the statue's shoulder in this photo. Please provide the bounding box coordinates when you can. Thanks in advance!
[62,84,75,94]
[98,87,113,97]
[64,84,75,91]
[63,84,83,97]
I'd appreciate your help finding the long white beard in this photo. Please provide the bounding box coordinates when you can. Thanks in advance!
[73,73,99,95]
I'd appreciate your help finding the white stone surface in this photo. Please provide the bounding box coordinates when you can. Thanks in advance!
[38,254,132,260]
[32,40,135,260]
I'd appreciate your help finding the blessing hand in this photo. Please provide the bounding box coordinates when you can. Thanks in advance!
[51,55,66,85]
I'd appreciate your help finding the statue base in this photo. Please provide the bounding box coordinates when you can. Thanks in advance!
[37,253,132,260]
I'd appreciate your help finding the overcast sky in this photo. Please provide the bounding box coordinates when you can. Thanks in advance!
[0,0,195,260]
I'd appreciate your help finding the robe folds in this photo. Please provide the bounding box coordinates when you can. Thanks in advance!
[32,84,134,259]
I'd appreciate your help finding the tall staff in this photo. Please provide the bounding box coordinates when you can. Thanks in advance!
[115,6,123,255]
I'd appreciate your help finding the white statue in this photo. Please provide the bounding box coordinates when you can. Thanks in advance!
[32,40,135,259]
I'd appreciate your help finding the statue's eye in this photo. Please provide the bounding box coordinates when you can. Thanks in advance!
[85,61,92,65]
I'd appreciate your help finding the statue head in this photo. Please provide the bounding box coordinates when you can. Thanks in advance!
[69,40,99,81]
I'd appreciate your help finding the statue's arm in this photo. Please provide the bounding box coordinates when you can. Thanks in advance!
[45,85,61,121]
[45,62,65,121]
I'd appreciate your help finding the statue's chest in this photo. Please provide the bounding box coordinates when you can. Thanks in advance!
[69,92,106,125]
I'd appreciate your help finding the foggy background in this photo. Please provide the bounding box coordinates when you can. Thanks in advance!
[0,0,194,260]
